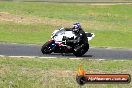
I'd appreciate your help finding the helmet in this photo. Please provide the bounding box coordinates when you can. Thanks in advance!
[72,23,81,33]
[73,23,81,29]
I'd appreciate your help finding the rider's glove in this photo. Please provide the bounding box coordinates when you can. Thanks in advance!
[62,40,67,44]
[62,36,68,44]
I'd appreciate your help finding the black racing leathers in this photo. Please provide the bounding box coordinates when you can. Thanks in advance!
[64,28,89,52]
[65,28,88,45]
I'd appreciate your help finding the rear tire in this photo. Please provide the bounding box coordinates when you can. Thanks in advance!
[73,44,89,57]
[41,41,53,54]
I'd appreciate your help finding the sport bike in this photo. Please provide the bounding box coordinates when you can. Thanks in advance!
[41,28,95,57]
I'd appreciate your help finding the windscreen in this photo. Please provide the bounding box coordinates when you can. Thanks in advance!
[54,28,66,36]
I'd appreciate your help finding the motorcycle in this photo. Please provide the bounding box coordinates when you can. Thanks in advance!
[41,27,95,57]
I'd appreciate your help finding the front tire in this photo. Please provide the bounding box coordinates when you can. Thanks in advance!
[41,41,53,54]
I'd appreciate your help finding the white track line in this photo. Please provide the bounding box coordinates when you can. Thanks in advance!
[0,55,4,57]
[0,55,57,59]
[0,55,130,61]
[69,58,83,60]
[39,57,57,59]
[8,56,37,58]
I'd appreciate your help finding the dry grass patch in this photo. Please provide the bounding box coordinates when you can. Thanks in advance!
[0,12,73,27]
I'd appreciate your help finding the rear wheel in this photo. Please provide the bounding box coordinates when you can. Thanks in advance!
[41,41,53,54]
[73,44,89,57]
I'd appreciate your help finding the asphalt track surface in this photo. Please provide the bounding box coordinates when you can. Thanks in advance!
[0,43,132,59]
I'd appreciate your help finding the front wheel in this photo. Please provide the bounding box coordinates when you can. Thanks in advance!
[41,41,53,54]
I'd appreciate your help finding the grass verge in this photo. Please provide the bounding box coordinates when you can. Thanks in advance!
[0,2,132,48]
[0,57,132,88]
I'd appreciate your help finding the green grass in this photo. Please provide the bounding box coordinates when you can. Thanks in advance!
[0,57,132,88]
[0,2,132,88]
[5,0,132,2]
[0,2,132,48]
[0,2,131,88]
[0,21,55,44]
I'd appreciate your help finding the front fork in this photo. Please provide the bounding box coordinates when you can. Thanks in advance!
[48,40,56,51]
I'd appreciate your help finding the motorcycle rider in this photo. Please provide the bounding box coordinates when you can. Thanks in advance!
[64,23,89,53]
